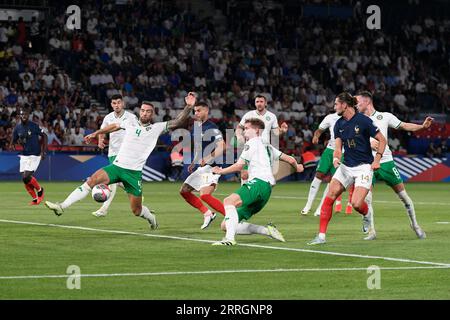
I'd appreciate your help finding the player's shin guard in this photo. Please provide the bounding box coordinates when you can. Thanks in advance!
[200,194,225,216]
[355,201,369,215]
[99,183,117,211]
[61,182,91,209]
[397,190,418,227]
[24,183,37,199]
[180,191,209,214]
[319,197,334,234]
[224,205,239,241]
[29,176,41,191]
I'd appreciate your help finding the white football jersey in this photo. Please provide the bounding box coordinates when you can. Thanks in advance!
[239,110,279,145]
[113,119,168,171]
[369,110,402,163]
[318,112,341,150]
[240,136,277,186]
[101,110,137,157]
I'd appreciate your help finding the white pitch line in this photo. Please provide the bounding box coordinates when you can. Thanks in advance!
[1,219,449,268]
[216,193,450,207]
[436,222,449,224]
[1,266,449,281]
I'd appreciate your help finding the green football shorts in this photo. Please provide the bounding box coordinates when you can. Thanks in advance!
[235,178,272,222]
[317,148,345,175]
[102,164,143,196]
[373,160,403,187]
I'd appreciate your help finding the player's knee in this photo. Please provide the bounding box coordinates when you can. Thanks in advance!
[241,171,248,180]
[351,199,363,211]
[223,196,236,206]
[22,174,32,184]
[316,172,325,180]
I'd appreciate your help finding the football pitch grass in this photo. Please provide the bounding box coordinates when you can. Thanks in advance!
[0,181,449,300]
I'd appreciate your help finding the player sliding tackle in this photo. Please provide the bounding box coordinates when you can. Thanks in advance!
[308,92,386,245]
[45,93,197,229]
[211,118,304,246]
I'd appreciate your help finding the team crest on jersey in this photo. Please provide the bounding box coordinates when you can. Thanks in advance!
[377,115,383,120]
[354,125,360,135]
[244,144,250,151]
[145,125,152,131]
[28,130,31,136]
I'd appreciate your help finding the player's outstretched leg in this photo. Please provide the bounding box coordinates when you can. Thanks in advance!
[129,194,158,230]
[236,222,286,242]
[45,169,109,216]
[394,184,426,239]
[363,190,376,240]
[92,183,117,217]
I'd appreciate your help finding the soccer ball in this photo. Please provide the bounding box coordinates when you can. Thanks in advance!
[91,184,111,203]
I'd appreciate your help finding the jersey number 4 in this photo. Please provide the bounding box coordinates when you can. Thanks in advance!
[346,139,356,148]
[136,129,142,137]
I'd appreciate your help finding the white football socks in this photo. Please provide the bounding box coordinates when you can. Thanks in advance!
[366,190,375,229]
[224,205,239,241]
[397,190,418,227]
[304,177,322,211]
[99,183,117,212]
[236,222,269,236]
[139,205,152,220]
[61,182,91,209]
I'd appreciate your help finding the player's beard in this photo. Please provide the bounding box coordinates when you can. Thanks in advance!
[140,115,152,124]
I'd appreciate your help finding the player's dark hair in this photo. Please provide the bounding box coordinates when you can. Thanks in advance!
[356,90,373,101]
[195,101,209,109]
[254,94,267,101]
[337,92,357,108]
[111,94,123,100]
[141,100,154,108]
[245,118,265,130]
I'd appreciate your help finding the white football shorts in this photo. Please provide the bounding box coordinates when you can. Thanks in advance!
[19,155,41,173]
[332,163,373,190]
[184,165,221,191]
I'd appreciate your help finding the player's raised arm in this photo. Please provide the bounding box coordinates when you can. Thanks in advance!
[212,158,246,175]
[167,92,196,130]
[399,116,434,132]
[272,122,288,137]
[84,123,121,144]
[201,139,226,166]
[40,131,48,160]
[279,153,304,173]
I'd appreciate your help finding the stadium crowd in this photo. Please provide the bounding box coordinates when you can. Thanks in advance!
[0,0,449,159]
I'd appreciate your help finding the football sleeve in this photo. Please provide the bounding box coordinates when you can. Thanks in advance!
[387,113,403,129]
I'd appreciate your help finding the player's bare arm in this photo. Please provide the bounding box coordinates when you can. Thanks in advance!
[399,116,434,132]
[97,133,106,149]
[212,158,246,175]
[40,132,48,160]
[167,92,196,130]
[84,123,121,144]
[371,131,387,170]
[201,139,226,166]
[280,153,304,172]
[312,128,324,145]
[272,122,288,136]
[333,137,343,168]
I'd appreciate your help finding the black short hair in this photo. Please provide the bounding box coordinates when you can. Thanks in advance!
[111,94,123,100]
[195,101,209,109]
[356,90,373,101]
